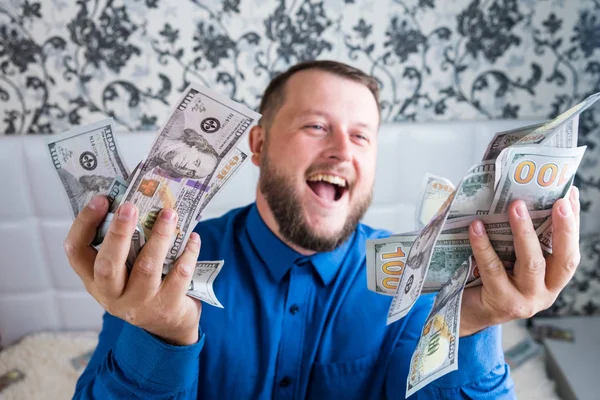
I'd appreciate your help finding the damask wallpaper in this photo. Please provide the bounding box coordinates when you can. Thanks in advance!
[0,0,599,316]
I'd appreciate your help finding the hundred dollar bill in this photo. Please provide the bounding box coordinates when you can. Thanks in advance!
[195,148,248,221]
[490,145,586,215]
[121,83,261,273]
[448,160,495,219]
[367,233,418,295]
[415,174,455,229]
[513,92,599,148]
[504,336,543,370]
[538,217,553,253]
[406,257,470,397]
[482,122,544,162]
[46,118,130,217]
[387,186,460,324]
[367,232,516,296]
[186,260,225,308]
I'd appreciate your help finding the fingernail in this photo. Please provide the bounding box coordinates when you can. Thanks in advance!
[117,203,135,220]
[515,202,528,219]
[559,202,572,217]
[88,196,105,210]
[472,220,485,236]
[189,233,200,244]
[161,208,176,221]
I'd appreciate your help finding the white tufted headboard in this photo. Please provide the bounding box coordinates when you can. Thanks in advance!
[0,119,538,346]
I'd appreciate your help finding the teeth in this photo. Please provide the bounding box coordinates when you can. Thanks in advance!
[307,173,347,187]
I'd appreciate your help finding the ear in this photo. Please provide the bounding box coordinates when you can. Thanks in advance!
[249,124,266,167]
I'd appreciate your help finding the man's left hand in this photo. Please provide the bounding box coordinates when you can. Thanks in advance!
[460,186,580,337]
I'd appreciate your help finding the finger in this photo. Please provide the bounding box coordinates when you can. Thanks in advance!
[569,186,580,233]
[161,232,201,300]
[469,220,510,296]
[64,196,109,284]
[94,202,138,299]
[510,200,546,296]
[545,197,580,292]
[125,208,178,299]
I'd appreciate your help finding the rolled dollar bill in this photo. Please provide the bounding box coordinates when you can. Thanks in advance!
[186,260,225,308]
[406,256,471,397]
[415,174,455,229]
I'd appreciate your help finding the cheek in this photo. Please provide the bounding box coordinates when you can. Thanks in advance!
[268,137,313,173]
[355,153,376,186]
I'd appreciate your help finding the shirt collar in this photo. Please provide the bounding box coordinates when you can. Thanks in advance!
[245,204,355,286]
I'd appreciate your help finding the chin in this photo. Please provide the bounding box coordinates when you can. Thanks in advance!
[303,209,348,237]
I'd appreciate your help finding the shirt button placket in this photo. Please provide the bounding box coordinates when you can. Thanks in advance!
[274,265,312,399]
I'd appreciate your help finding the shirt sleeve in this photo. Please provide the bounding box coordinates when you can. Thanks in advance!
[73,312,204,399]
[385,294,516,399]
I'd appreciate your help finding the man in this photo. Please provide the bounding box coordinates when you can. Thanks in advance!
[66,60,581,399]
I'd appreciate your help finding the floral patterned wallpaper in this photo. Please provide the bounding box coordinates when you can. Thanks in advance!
[1,0,599,315]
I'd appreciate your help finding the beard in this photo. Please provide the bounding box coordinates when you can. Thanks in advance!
[258,154,372,252]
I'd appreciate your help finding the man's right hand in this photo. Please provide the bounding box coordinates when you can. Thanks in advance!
[64,195,202,346]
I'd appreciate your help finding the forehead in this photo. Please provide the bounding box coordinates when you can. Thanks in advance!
[277,69,380,127]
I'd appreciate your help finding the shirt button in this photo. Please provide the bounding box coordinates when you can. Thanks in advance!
[289,304,300,315]
[279,376,291,387]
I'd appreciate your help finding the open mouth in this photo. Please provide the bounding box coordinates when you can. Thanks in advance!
[306,173,348,202]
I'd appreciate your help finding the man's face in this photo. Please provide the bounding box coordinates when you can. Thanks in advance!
[256,69,379,252]
[168,148,218,179]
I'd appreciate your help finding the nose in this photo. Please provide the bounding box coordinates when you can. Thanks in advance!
[326,127,352,163]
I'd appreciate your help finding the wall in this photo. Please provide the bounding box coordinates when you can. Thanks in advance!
[0,0,599,316]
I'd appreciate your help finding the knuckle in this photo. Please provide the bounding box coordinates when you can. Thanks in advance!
[63,239,76,258]
[525,258,546,274]
[106,226,132,242]
[564,253,581,273]
[134,256,158,277]
[507,302,535,319]
[124,308,138,325]
[483,258,504,277]
[94,257,117,281]
[174,261,194,279]
[150,227,174,242]
[516,221,536,237]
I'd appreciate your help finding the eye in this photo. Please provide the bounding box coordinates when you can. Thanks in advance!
[353,133,370,143]
[304,124,326,132]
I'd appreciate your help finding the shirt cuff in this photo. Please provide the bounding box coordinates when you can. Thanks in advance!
[114,322,205,392]
[431,324,505,388]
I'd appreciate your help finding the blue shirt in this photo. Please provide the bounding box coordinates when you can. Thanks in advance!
[74,204,515,399]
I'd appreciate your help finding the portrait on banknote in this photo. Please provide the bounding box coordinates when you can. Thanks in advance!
[145,127,219,180]
[57,170,114,216]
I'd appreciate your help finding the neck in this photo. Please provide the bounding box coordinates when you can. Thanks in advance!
[255,189,317,256]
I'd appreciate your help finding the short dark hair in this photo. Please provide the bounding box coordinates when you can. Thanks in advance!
[258,60,380,130]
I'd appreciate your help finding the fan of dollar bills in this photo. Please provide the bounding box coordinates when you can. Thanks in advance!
[366,91,599,397]
[45,83,262,309]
